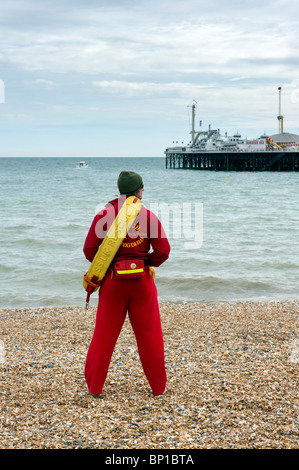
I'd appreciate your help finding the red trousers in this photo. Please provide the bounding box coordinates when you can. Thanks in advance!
[84,271,167,395]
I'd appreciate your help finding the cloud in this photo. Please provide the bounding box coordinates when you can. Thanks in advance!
[24,79,59,89]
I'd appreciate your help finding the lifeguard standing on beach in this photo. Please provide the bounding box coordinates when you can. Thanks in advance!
[83,171,170,396]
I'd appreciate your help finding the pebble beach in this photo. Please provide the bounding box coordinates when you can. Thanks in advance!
[1,301,298,449]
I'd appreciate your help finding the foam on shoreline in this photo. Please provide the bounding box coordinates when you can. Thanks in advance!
[1,301,298,449]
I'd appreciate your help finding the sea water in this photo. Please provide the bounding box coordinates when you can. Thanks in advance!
[0,157,298,308]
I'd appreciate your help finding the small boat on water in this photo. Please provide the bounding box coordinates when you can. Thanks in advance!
[77,161,88,168]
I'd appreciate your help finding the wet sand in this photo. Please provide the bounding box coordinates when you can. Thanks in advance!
[1,301,298,449]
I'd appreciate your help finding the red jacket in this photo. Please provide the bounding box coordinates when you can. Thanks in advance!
[83,196,170,267]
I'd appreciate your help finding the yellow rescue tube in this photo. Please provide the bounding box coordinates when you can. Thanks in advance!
[83,196,142,294]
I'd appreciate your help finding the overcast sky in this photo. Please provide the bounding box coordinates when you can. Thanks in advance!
[1,0,299,157]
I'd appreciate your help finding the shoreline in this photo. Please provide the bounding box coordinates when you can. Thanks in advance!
[1,300,298,449]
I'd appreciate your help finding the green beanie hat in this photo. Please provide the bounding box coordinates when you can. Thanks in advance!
[117,171,143,196]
